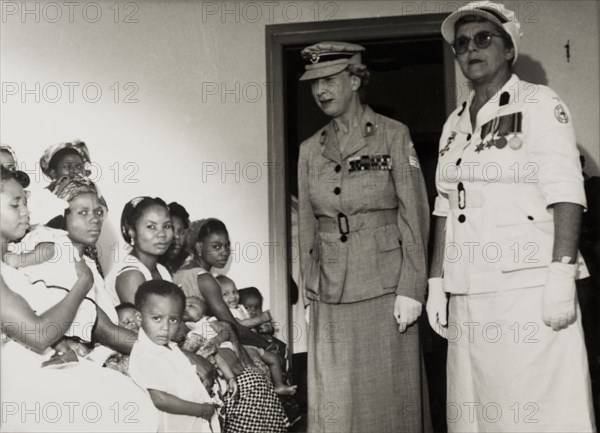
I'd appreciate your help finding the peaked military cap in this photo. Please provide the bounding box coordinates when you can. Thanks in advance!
[299,41,365,81]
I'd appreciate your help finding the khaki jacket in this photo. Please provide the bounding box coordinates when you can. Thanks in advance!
[298,106,429,304]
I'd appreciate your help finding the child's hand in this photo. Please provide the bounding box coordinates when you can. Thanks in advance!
[260,311,272,322]
[258,322,274,335]
[227,377,238,400]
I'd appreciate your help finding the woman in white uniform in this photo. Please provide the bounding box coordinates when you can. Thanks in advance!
[426,1,595,431]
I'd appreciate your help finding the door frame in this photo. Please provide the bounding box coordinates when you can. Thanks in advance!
[265,13,455,351]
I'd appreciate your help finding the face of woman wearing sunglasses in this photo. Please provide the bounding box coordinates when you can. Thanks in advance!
[455,21,514,85]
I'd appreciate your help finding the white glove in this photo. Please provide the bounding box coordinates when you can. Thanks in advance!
[426,277,448,338]
[394,295,422,333]
[542,262,577,331]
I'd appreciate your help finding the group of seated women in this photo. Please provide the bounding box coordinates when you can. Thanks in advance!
[0,142,295,433]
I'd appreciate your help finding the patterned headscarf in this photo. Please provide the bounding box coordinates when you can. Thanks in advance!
[50,174,99,203]
[48,175,105,277]
[0,143,18,167]
[40,140,91,178]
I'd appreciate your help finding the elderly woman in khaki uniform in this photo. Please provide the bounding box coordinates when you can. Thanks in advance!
[426,2,595,431]
[298,42,431,432]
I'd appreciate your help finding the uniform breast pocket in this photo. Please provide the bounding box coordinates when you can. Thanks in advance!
[362,170,390,191]
[494,206,553,272]
[375,229,402,289]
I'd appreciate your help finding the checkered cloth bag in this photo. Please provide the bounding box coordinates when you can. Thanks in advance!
[223,368,287,433]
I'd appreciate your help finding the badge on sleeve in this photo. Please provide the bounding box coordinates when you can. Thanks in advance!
[554,104,569,123]
[409,145,420,169]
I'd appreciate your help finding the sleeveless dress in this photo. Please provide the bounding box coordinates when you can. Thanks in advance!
[0,263,159,433]
[104,254,172,306]
[16,227,100,341]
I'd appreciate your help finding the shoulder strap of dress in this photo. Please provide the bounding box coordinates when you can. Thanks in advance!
[116,255,151,280]
[157,263,173,282]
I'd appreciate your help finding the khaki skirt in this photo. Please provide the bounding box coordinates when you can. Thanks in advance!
[307,293,431,433]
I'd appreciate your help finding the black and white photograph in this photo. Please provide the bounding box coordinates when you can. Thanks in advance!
[1,1,599,432]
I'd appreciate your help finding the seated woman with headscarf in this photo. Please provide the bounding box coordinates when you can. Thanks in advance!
[14,175,135,366]
[0,166,159,432]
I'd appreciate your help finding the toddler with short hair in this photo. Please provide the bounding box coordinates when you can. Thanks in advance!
[216,275,296,396]
[128,280,222,432]
[238,287,289,367]
[104,303,142,375]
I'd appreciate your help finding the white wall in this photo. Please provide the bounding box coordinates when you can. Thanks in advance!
[2,1,598,314]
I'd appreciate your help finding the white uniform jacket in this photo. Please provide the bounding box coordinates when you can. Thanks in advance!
[434,74,588,295]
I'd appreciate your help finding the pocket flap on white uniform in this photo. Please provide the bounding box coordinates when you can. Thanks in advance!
[494,206,553,272]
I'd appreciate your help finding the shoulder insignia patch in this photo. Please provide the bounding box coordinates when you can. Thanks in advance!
[409,146,420,169]
[554,104,569,123]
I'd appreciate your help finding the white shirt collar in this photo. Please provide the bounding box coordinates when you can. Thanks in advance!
[137,327,178,355]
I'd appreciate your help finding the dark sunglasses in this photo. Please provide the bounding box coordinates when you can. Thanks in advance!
[452,31,506,54]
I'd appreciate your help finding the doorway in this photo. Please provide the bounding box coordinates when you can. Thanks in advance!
[266,13,454,431]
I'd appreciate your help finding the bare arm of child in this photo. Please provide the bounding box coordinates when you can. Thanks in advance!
[208,321,255,372]
[148,389,217,421]
[212,351,239,399]
[115,270,146,305]
[207,320,237,346]
[0,261,93,353]
[92,307,138,354]
[237,311,272,328]
[197,273,270,350]
[215,347,243,376]
[181,349,217,390]
[4,242,55,268]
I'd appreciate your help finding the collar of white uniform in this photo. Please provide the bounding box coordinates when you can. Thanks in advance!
[457,73,520,134]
